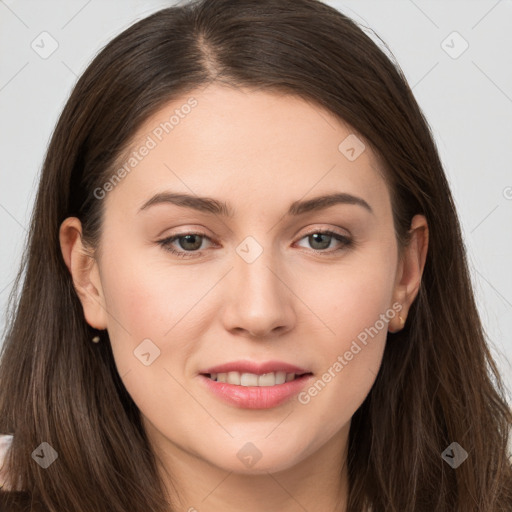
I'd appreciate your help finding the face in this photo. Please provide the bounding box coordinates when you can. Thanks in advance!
[68,83,417,477]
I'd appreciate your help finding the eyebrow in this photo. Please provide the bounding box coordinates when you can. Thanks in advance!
[138,191,374,217]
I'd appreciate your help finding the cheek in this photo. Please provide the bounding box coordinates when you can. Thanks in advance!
[97,250,181,370]
[305,245,397,345]
[101,241,206,335]
[99,257,197,418]
[296,245,396,417]
[98,244,221,395]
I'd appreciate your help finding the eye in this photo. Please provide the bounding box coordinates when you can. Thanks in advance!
[158,232,212,258]
[295,229,353,254]
[157,229,353,259]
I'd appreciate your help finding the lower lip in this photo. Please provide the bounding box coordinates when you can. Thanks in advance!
[199,374,314,409]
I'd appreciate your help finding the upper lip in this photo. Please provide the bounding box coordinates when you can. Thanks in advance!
[200,360,312,376]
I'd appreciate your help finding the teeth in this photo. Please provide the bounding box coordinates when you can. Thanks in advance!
[285,372,295,382]
[208,371,299,386]
[227,371,240,385]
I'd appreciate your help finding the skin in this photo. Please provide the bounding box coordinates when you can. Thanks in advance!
[60,83,428,511]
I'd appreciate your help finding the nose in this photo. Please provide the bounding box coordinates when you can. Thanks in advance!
[220,251,296,340]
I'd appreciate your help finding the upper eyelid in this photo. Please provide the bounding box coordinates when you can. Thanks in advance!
[161,222,351,238]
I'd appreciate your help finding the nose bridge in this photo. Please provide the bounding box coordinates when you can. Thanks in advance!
[222,235,295,337]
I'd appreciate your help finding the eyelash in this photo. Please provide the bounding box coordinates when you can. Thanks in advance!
[157,229,353,259]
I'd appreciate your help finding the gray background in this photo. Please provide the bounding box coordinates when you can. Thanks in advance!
[1,0,511,403]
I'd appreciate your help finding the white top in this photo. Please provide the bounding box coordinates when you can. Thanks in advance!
[0,434,13,490]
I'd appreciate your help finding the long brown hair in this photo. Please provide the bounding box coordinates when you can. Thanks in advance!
[1,0,511,510]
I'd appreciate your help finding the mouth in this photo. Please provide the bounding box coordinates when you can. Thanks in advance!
[200,371,313,387]
[198,370,315,409]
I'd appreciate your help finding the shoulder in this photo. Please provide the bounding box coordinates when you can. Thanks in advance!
[0,434,14,491]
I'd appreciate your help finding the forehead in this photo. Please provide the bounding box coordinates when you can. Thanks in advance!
[104,84,391,219]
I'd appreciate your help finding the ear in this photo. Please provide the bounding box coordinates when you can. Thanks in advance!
[388,214,429,333]
[59,217,108,330]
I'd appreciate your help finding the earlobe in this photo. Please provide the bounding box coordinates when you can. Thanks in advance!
[389,214,429,333]
[59,217,108,330]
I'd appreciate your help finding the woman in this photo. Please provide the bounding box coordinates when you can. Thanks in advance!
[0,0,511,510]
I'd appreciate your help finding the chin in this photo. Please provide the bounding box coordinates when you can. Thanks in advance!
[206,442,307,475]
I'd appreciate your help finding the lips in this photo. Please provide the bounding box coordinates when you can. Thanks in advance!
[200,360,311,376]
[199,372,314,409]
[198,360,314,409]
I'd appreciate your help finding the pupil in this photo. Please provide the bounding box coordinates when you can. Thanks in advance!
[311,233,330,250]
